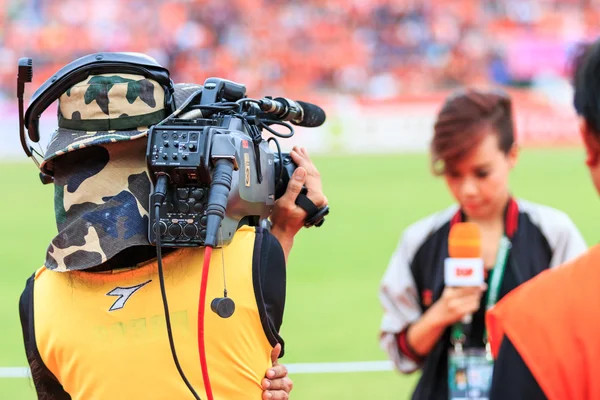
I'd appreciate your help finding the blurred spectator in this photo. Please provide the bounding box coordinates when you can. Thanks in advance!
[1,0,599,101]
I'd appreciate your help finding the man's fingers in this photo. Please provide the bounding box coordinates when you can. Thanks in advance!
[262,377,294,393]
[289,150,326,208]
[270,343,282,364]
[262,376,293,392]
[291,148,318,175]
[280,167,306,205]
[290,149,311,169]
[290,149,306,167]
[266,363,288,380]
[262,390,289,400]
[262,375,293,399]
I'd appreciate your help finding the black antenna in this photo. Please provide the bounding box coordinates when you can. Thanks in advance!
[18,58,33,157]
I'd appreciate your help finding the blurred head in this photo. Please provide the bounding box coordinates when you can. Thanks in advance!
[431,88,517,220]
[573,39,600,195]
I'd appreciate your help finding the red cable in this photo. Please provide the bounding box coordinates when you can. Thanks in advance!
[198,246,214,400]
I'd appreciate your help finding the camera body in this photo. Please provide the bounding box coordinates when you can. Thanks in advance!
[146,78,297,247]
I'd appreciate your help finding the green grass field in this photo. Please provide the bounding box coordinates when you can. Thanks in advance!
[1,148,599,399]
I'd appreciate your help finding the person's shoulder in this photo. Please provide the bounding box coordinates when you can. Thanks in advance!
[545,244,600,282]
[490,245,600,354]
[517,198,577,232]
[20,272,36,301]
[505,245,600,302]
[399,204,458,250]
[254,225,282,248]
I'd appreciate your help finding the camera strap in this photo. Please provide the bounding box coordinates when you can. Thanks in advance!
[295,188,329,227]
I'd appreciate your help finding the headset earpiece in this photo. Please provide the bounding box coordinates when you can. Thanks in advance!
[39,172,54,185]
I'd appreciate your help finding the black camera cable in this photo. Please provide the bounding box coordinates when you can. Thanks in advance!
[153,174,202,400]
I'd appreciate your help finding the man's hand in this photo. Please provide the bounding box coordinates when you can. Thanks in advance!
[262,344,293,399]
[270,146,328,259]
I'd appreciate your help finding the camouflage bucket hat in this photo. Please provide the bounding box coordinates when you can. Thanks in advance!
[44,82,203,272]
[40,73,168,175]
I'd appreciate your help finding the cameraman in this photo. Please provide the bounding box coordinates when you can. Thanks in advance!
[18,78,326,399]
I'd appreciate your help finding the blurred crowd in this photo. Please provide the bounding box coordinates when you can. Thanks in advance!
[2,0,600,100]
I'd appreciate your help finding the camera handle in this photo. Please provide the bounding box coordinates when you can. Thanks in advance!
[295,189,329,228]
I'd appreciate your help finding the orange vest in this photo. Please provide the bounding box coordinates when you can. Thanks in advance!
[33,226,273,400]
[487,244,600,400]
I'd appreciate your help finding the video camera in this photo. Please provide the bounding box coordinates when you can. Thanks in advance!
[16,53,328,251]
[147,77,329,249]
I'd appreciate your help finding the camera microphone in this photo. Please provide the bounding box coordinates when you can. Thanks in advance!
[18,58,33,158]
[258,97,326,127]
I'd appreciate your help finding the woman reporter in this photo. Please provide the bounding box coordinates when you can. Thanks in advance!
[378,88,587,400]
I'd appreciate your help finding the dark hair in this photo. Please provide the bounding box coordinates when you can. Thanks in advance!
[431,88,515,175]
[573,40,600,135]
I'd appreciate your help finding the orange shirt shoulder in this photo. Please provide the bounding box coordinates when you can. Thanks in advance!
[487,244,600,400]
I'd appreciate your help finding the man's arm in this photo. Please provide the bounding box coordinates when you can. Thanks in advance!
[490,335,547,400]
[270,146,328,261]
[19,275,71,400]
[257,228,292,400]
[261,146,327,398]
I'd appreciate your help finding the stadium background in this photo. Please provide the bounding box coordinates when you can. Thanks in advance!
[2,0,600,398]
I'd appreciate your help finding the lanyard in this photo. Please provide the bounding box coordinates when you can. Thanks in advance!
[451,235,511,352]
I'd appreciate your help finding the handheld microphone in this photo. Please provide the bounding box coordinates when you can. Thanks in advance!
[445,222,484,325]
[258,97,326,127]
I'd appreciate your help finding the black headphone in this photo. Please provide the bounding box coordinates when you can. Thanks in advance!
[18,52,176,181]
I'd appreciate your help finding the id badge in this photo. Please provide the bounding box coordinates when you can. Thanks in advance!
[448,349,493,400]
